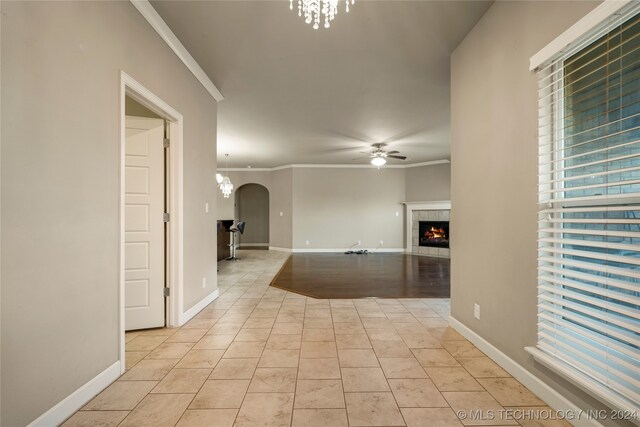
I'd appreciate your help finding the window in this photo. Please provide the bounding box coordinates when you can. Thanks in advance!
[535,6,640,411]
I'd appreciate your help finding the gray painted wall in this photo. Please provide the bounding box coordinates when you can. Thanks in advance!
[450,1,633,423]
[236,184,270,245]
[1,2,218,425]
[292,168,406,250]
[405,163,451,202]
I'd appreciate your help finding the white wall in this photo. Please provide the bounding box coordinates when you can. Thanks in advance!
[450,1,632,423]
[1,2,218,425]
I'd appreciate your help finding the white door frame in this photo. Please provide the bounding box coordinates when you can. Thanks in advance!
[119,71,184,373]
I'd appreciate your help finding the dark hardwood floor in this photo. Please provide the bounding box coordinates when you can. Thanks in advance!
[271,253,450,299]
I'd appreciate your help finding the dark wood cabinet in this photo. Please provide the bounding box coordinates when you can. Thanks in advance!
[217,220,231,261]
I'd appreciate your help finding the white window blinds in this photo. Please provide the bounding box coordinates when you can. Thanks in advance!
[536,5,640,412]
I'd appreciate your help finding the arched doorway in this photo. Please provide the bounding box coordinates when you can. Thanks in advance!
[235,183,270,248]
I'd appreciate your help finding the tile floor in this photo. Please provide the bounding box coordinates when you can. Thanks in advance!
[64,250,568,427]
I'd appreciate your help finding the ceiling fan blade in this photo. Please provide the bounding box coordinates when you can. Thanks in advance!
[351,156,370,160]
[388,155,407,160]
[386,150,400,155]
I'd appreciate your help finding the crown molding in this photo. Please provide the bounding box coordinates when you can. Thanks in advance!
[130,0,224,102]
[219,159,449,172]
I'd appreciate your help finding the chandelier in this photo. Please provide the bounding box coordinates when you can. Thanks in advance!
[216,154,234,198]
[290,0,355,29]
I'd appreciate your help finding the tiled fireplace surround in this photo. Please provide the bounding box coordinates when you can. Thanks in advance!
[404,201,451,258]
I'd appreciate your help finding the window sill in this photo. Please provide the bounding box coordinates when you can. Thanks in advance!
[525,346,638,415]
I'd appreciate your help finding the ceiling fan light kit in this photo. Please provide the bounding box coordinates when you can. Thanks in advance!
[371,156,387,167]
[290,0,355,30]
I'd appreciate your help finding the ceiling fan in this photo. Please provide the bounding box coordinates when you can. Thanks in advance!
[355,143,407,167]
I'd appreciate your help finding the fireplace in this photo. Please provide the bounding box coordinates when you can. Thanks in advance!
[419,221,449,248]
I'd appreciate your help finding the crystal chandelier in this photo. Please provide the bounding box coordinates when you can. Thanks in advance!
[217,154,234,198]
[290,0,355,29]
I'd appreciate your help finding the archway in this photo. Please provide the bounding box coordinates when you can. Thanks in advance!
[235,183,270,248]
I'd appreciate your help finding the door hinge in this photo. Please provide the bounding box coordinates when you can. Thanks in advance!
[164,287,170,297]
[163,212,170,222]
[163,138,170,148]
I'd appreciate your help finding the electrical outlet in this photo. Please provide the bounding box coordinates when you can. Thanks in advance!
[280,211,284,217]
[474,303,480,320]
[205,202,209,213]
[305,240,310,245]
[379,240,384,245]
[357,240,361,245]
[395,211,400,217]
[202,277,207,289]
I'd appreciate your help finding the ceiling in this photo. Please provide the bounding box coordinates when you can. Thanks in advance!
[152,1,492,168]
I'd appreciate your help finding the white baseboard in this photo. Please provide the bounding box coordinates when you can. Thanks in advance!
[27,361,121,427]
[269,246,292,253]
[292,248,406,253]
[448,316,604,427]
[180,288,219,325]
[238,243,269,247]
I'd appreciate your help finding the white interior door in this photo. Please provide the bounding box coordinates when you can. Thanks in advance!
[125,116,165,330]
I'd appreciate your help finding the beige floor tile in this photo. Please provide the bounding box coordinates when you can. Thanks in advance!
[243,317,275,328]
[344,392,405,427]
[176,349,225,369]
[210,358,259,379]
[119,393,194,427]
[379,358,428,379]
[305,308,331,318]
[147,342,194,359]
[412,349,461,367]
[298,358,341,379]
[126,335,168,351]
[428,327,466,341]
[367,330,403,342]
[248,367,297,392]
[235,393,294,427]
[251,308,280,317]
[335,334,372,349]
[442,392,517,426]
[125,331,141,343]
[302,328,335,342]
[457,357,510,378]
[165,329,209,343]
[300,341,338,358]
[272,322,303,335]
[209,323,244,335]
[152,369,211,394]
[477,378,545,407]
[125,351,149,370]
[401,333,443,349]
[401,408,464,427]
[426,367,484,392]
[83,381,157,410]
[361,318,393,329]
[371,340,414,358]
[62,410,128,427]
[292,409,349,427]
[418,318,450,328]
[138,327,178,337]
[235,328,271,342]
[304,317,334,329]
[338,349,379,368]
[176,409,238,427]
[194,334,236,350]
[394,322,430,335]
[333,322,366,335]
[341,367,389,392]
[266,334,302,350]
[294,379,345,408]
[122,358,179,381]
[442,341,484,358]
[277,313,305,323]
[224,341,266,358]
[258,349,300,367]
[389,378,448,408]
[190,379,250,409]
[182,319,217,330]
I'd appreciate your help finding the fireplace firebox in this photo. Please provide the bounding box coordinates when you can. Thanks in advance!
[419,221,449,248]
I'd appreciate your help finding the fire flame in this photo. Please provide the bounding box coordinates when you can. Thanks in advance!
[425,226,447,241]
